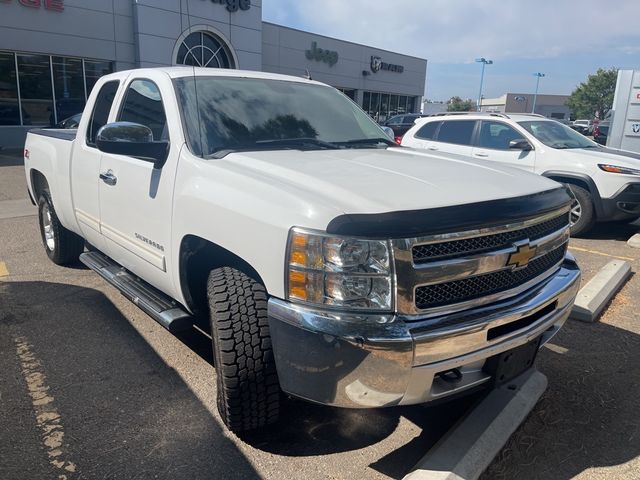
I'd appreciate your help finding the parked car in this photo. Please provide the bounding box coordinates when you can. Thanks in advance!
[402,112,640,235]
[383,113,426,143]
[54,113,82,129]
[593,121,609,145]
[571,119,594,135]
[24,68,580,433]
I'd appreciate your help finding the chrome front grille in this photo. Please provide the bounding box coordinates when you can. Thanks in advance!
[412,213,568,264]
[392,207,571,316]
[414,244,567,310]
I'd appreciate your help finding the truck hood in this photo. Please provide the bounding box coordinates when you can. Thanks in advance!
[220,147,561,214]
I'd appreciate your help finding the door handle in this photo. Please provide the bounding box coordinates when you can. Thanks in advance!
[427,146,439,151]
[474,152,489,158]
[99,170,117,186]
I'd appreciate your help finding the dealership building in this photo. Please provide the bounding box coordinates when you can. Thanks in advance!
[0,0,427,148]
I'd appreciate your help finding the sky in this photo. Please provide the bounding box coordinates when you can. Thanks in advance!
[262,0,640,101]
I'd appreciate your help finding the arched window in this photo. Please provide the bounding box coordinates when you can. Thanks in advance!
[176,31,235,69]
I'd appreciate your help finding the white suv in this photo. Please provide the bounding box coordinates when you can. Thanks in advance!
[402,113,640,235]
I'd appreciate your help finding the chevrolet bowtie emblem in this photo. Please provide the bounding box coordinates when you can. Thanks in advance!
[506,243,537,269]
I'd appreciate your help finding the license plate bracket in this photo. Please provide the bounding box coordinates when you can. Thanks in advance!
[483,337,541,386]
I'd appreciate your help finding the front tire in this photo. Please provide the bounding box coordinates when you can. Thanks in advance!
[567,184,595,236]
[37,191,84,265]
[207,267,280,432]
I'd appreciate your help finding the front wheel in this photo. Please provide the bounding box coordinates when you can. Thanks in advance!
[566,184,595,236]
[207,267,280,432]
[37,191,85,265]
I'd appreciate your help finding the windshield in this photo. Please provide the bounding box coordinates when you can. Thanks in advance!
[174,76,390,157]
[518,120,598,149]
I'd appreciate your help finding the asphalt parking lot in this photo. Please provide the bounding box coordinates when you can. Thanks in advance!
[1,151,639,479]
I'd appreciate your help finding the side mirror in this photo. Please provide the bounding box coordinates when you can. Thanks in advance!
[381,126,395,140]
[509,138,533,151]
[96,122,169,168]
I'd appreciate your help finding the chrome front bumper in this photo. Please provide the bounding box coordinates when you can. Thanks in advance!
[268,255,580,408]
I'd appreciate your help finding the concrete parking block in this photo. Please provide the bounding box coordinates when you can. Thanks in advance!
[570,260,632,323]
[628,234,640,249]
[403,369,547,480]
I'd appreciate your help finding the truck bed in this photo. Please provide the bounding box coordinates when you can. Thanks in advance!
[29,128,77,141]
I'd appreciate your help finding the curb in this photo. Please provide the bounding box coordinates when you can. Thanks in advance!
[403,369,547,480]
[628,234,640,249]
[570,260,632,323]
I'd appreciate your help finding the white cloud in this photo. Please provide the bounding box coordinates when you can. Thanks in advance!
[265,0,640,63]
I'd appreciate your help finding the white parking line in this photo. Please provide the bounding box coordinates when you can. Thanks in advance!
[14,336,78,479]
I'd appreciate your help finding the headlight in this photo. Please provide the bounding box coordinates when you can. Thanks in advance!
[286,228,393,311]
[598,164,640,175]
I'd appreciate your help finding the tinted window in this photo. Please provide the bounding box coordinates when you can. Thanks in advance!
[436,120,476,145]
[52,56,85,125]
[0,52,20,126]
[118,79,168,141]
[477,121,523,150]
[174,76,385,157]
[17,54,54,126]
[86,80,119,146]
[386,116,402,125]
[415,121,440,140]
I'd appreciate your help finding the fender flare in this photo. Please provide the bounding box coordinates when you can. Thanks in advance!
[541,171,604,218]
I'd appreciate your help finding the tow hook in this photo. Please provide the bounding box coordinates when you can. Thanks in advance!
[437,368,463,383]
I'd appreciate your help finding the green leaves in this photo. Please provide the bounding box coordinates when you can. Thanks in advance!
[567,68,618,119]
[447,96,475,112]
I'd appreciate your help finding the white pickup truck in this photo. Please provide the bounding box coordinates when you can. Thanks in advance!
[24,67,580,433]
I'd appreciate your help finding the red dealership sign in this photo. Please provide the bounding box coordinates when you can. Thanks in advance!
[0,0,64,11]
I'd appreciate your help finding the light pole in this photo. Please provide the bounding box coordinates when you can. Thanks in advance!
[475,57,493,111]
[532,72,545,113]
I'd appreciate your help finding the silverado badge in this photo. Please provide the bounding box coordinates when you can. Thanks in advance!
[506,243,537,269]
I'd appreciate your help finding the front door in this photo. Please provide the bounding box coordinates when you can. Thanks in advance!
[472,120,536,172]
[98,74,181,296]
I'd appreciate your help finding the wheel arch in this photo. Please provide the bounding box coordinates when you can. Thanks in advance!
[178,234,267,315]
[541,171,603,218]
[30,169,50,202]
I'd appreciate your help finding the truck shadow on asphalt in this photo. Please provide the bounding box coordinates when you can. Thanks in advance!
[576,220,639,241]
[0,280,261,480]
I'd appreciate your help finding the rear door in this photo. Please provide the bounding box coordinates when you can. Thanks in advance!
[472,120,536,172]
[70,78,121,251]
[97,72,182,296]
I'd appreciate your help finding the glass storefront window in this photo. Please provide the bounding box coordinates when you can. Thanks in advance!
[52,56,85,124]
[362,91,370,116]
[17,54,54,126]
[84,60,114,97]
[407,96,415,114]
[370,92,380,121]
[0,52,20,126]
[389,95,399,117]
[380,93,389,122]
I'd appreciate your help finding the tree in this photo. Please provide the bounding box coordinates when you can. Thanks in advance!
[567,68,618,119]
[447,96,475,112]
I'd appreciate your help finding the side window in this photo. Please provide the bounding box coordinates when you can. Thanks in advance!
[118,79,168,141]
[415,121,440,140]
[387,116,401,125]
[478,121,523,150]
[86,80,119,147]
[436,120,476,146]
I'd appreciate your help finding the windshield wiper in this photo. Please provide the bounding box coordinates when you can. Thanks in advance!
[337,137,397,147]
[255,138,340,149]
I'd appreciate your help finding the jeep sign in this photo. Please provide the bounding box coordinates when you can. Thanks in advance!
[305,42,339,67]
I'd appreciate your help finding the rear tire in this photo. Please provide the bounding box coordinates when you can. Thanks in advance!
[37,191,84,265]
[207,267,280,432]
[566,184,595,236]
